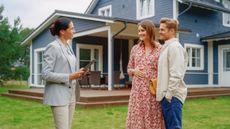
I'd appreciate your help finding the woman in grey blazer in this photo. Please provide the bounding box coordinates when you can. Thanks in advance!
[42,18,86,129]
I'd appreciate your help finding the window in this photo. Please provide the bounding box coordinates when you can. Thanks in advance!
[223,0,230,27]
[136,0,155,19]
[223,49,230,71]
[98,5,112,17]
[77,44,103,71]
[185,44,204,70]
[34,48,45,86]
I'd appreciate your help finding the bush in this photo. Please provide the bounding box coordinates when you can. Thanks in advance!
[12,66,29,80]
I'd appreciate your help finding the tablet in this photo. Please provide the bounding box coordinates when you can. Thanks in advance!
[83,59,96,70]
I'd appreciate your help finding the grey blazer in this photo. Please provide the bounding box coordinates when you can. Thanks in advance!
[42,39,80,106]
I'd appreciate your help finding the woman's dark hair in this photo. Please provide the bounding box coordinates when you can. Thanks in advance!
[49,18,72,36]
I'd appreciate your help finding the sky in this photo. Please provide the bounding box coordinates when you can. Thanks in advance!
[1,0,92,28]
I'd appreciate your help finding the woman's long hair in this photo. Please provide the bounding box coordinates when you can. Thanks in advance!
[138,20,156,47]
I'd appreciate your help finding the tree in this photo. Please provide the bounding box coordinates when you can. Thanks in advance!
[0,5,32,84]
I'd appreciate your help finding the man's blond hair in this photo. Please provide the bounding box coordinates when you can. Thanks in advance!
[160,17,179,33]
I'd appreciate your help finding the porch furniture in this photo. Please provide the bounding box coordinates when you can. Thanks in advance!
[105,71,121,88]
[79,75,90,88]
[88,71,101,88]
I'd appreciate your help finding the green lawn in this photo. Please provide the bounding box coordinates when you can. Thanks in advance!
[0,85,230,129]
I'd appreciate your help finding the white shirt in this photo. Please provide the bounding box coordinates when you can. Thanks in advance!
[156,38,188,103]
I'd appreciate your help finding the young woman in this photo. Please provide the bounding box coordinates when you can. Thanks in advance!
[42,18,86,129]
[126,20,165,129]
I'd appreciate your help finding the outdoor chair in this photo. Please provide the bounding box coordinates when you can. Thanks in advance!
[88,71,101,89]
[79,75,90,88]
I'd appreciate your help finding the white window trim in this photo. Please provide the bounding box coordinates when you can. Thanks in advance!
[184,44,204,70]
[34,48,45,87]
[136,0,155,20]
[223,0,230,27]
[76,44,103,72]
[98,5,112,17]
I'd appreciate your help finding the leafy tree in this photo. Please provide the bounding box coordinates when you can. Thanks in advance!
[0,5,32,84]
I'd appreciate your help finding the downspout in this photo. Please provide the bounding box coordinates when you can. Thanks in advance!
[108,21,127,91]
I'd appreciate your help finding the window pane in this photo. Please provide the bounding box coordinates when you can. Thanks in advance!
[197,58,200,67]
[192,58,196,67]
[94,49,99,70]
[80,49,91,60]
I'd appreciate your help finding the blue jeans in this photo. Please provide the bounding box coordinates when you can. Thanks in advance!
[161,97,183,129]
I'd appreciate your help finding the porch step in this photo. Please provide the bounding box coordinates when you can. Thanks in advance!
[1,93,42,102]
[1,87,230,107]
[187,93,230,99]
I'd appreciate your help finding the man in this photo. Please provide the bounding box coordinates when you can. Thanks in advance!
[156,17,188,129]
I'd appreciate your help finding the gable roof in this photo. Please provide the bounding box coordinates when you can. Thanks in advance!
[180,0,230,13]
[201,31,230,41]
[21,10,127,45]
[21,10,191,45]
[85,0,99,14]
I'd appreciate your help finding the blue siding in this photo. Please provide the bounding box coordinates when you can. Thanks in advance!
[179,5,229,44]
[184,74,208,84]
[90,0,173,24]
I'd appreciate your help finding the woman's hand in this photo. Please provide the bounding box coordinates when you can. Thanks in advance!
[128,69,144,77]
[69,69,86,80]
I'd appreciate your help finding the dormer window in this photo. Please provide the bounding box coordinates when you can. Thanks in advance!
[223,0,230,27]
[136,0,155,19]
[98,5,112,17]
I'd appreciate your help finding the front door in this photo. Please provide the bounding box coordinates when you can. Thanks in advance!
[219,45,230,86]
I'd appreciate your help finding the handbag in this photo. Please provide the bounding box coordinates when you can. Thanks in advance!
[149,78,157,95]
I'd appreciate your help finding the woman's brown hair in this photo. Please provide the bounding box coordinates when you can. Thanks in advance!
[138,20,156,47]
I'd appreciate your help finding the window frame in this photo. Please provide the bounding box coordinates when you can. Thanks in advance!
[136,0,155,20]
[76,44,103,72]
[98,5,112,17]
[223,0,230,27]
[184,44,204,70]
[34,48,45,86]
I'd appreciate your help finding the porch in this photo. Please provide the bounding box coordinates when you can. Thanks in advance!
[1,87,230,108]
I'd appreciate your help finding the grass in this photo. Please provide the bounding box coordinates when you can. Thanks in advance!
[0,85,230,129]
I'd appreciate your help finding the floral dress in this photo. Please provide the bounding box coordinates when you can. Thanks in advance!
[126,42,165,129]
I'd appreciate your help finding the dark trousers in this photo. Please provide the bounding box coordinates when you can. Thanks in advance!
[161,97,183,129]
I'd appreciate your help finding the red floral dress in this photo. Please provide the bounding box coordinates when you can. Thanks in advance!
[126,42,165,129]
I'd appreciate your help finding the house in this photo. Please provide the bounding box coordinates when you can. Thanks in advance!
[21,0,230,90]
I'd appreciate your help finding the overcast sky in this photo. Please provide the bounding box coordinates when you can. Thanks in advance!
[1,0,92,28]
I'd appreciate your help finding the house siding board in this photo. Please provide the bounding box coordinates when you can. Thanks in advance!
[179,5,229,44]
[91,0,112,15]
[153,0,173,23]
[70,18,106,32]
[111,0,136,19]
[184,74,208,84]
[90,0,173,23]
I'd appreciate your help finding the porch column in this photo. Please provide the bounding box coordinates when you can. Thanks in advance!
[29,42,32,87]
[208,41,213,86]
[108,27,113,91]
